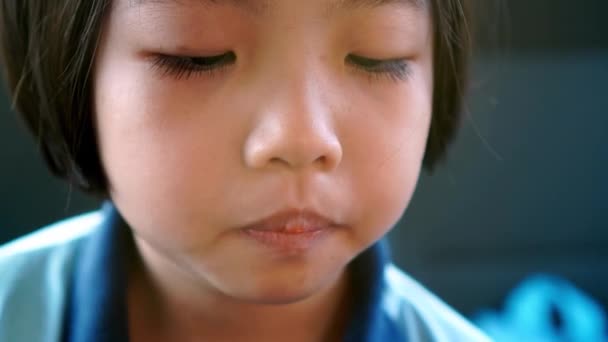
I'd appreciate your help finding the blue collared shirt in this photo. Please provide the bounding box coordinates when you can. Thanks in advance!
[0,204,491,342]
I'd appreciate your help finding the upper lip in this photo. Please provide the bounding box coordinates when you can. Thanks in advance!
[240,209,340,233]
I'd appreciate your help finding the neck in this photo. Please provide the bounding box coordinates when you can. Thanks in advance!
[127,242,352,342]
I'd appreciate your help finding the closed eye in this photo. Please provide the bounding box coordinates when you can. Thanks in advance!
[346,54,411,82]
[149,51,410,82]
[150,52,237,80]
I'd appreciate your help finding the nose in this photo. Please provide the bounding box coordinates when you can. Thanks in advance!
[243,83,343,173]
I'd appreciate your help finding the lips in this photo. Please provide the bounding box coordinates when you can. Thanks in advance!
[239,209,341,252]
[241,209,338,233]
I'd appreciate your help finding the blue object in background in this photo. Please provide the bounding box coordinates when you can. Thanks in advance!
[475,274,608,341]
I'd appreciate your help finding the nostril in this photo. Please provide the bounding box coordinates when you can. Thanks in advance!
[269,157,285,165]
[315,155,327,166]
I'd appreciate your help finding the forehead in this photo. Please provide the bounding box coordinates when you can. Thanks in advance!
[129,0,428,15]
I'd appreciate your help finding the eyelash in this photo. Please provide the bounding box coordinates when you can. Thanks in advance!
[151,52,237,80]
[150,52,410,82]
[345,54,411,82]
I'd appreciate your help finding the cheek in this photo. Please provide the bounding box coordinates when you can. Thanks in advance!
[93,61,242,244]
[344,81,432,244]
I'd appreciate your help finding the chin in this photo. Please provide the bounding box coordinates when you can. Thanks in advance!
[206,243,351,306]
[229,279,323,306]
[218,266,343,306]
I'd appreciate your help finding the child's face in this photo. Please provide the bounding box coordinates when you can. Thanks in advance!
[95,0,433,302]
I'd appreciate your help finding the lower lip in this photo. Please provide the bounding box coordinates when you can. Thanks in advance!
[242,228,328,254]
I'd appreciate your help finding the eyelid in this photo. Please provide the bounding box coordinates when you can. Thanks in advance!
[149,51,236,80]
[148,51,410,83]
[346,54,411,82]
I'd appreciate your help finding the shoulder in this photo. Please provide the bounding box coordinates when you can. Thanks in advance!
[0,211,104,342]
[381,264,492,341]
[0,211,103,275]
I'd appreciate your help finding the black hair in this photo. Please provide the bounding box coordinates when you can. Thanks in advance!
[0,0,470,196]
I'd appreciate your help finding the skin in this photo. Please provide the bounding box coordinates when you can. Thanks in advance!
[94,0,434,340]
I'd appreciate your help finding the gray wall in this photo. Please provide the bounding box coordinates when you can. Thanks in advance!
[389,51,608,314]
[388,0,608,314]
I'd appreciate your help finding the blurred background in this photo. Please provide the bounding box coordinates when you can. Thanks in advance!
[1,0,607,338]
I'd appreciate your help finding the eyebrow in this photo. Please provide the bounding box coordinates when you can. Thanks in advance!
[132,0,427,16]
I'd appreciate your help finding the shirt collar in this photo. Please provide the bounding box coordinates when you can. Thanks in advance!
[344,238,406,341]
[64,202,131,342]
[64,203,406,342]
